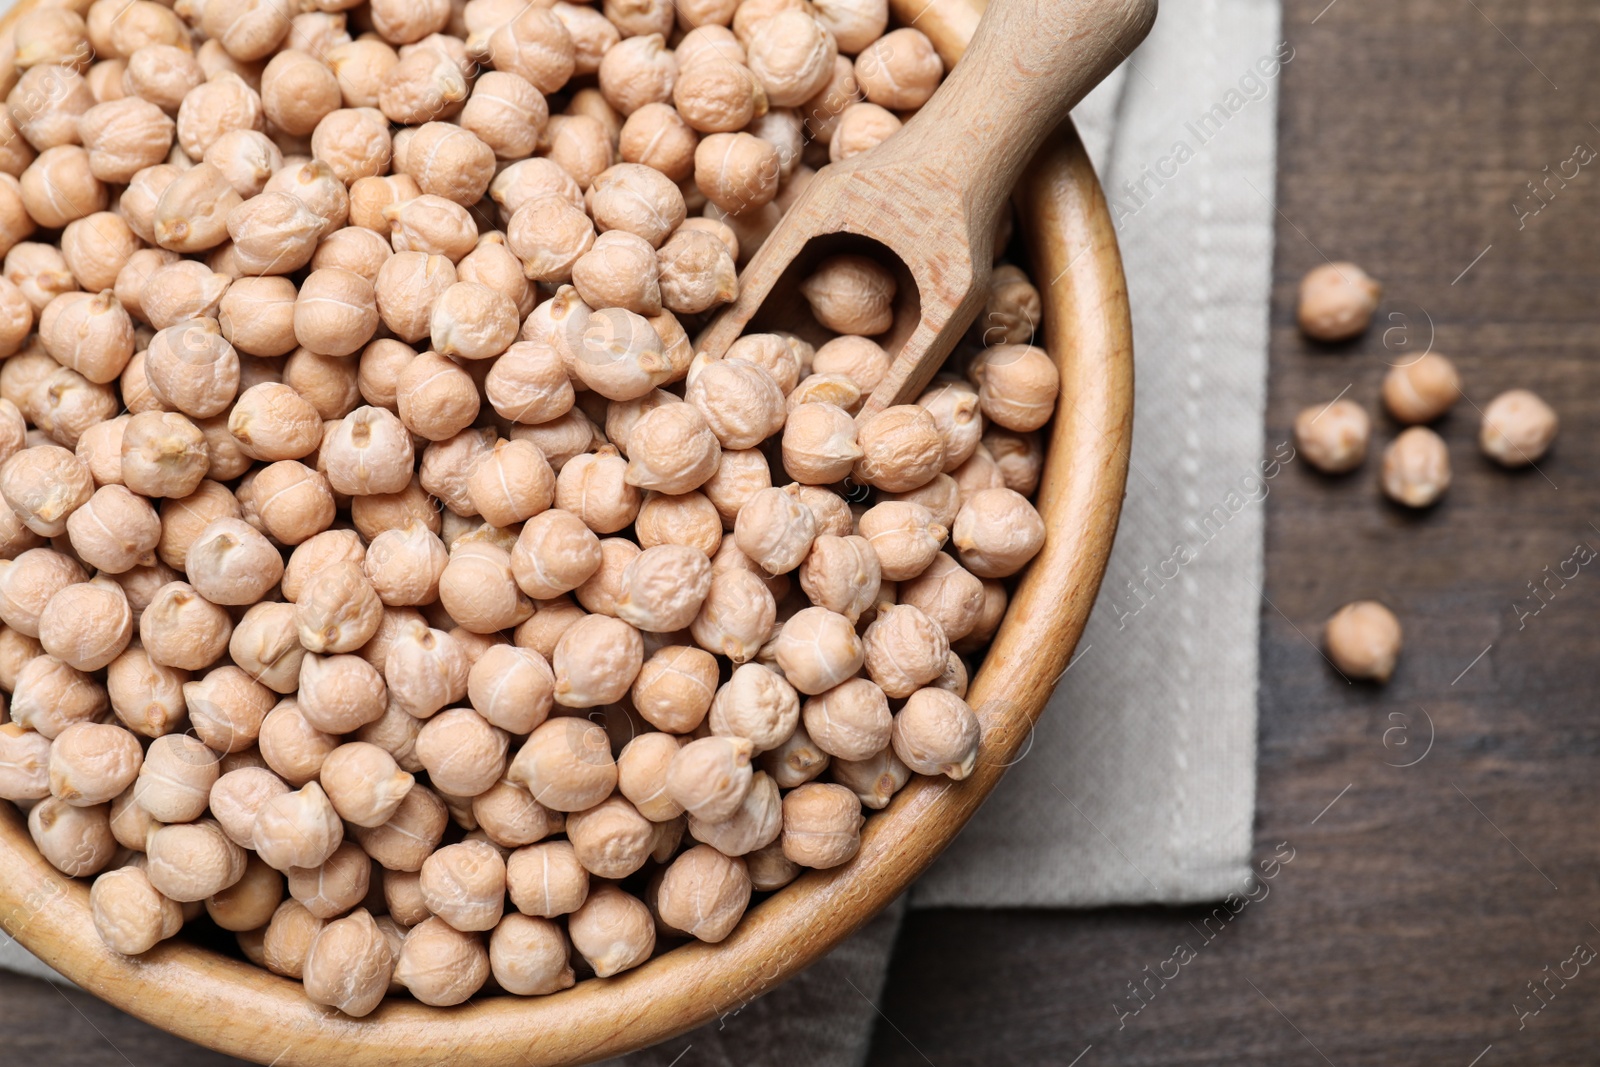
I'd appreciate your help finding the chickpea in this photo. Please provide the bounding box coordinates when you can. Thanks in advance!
[44,720,139,808]
[485,6,575,94]
[0,547,85,637]
[853,26,941,109]
[256,698,338,787]
[1297,261,1380,342]
[417,838,504,932]
[373,250,456,344]
[0,720,52,801]
[158,166,246,255]
[1380,425,1449,508]
[438,537,534,633]
[458,71,547,162]
[775,401,857,485]
[492,159,584,223]
[92,866,185,956]
[662,734,751,822]
[262,899,326,979]
[779,780,860,868]
[832,745,910,810]
[654,844,750,943]
[0,279,32,360]
[505,838,588,918]
[202,129,280,198]
[146,818,249,904]
[197,0,291,62]
[732,484,813,576]
[252,779,345,873]
[697,449,768,529]
[860,602,946,698]
[248,461,336,545]
[853,405,944,493]
[39,578,132,673]
[890,685,979,780]
[473,777,560,848]
[311,227,395,286]
[210,766,290,847]
[136,579,231,671]
[482,342,570,428]
[304,108,390,185]
[567,883,653,978]
[10,65,94,153]
[377,44,468,125]
[431,280,520,362]
[756,714,827,786]
[395,350,479,442]
[283,839,368,922]
[687,357,787,452]
[618,102,698,183]
[572,536,638,618]
[5,244,77,319]
[293,267,378,359]
[356,339,417,414]
[208,855,287,933]
[692,566,775,664]
[949,487,1045,579]
[103,643,186,738]
[746,839,799,891]
[799,254,893,335]
[567,229,659,316]
[78,96,174,182]
[138,257,228,329]
[390,915,490,1007]
[898,552,984,644]
[1,444,94,536]
[971,344,1058,433]
[1290,397,1367,475]
[542,114,615,190]
[490,913,574,995]
[1324,599,1402,682]
[143,318,240,421]
[217,277,298,358]
[673,57,765,135]
[1481,388,1558,467]
[262,160,350,240]
[123,45,206,114]
[19,145,107,229]
[507,716,617,812]
[653,226,736,315]
[316,406,412,498]
[302,909,395,1018]
[352,783,448,872]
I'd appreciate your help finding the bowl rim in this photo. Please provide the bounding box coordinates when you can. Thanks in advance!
[0,15,1134,1067]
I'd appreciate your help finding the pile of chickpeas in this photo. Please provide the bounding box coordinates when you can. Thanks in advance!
[1295,262,1558,682]
[0,0,1057,1017]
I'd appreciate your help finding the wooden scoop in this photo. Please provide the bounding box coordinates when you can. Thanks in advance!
[694,0,1158,416]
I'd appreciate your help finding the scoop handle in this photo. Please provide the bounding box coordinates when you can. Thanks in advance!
[875,0,1158,239]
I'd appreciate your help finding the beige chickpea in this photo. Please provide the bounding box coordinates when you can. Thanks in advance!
[484,342,573,428]
[186,662,276,755]
[358,523,445,609]
[832,746,909,810]
[39,579,132,673]
[313,742,413,831]
[13,6,90,72]
[544,612,641,709]
[583,165,685,253]
[503,509,597,602]
[687,357,786,450]
[492,160,584,224]
[206,854,287,934]
[773,605,862,695]
[626,644,713,735]
[861,603,946,699]
[261,899,326,979]
[253,779,345,873]
[506,838,588,917]
[224,192,322,276]
[150,162,238,254]
[154,484,240,576]
[0,721,52,801]
[392,915,489,1007]
[935,650,970,698]
[703,664,796,756]
[122,44,205,114]
[429,281,519,363]
[5,244,77,317]
[249,461,336,545]
[199,0,292,62]
[561,794,651,879]
[854,405,945,492]
[509,412,600,477]
[462,439,552,527]
[746,839,799,891]
[376,44,468,125]
[413,702,505,795]
[781,401,859,484]
[146,818,248,903]
[0,174,33,260]
[691,566,776,663]
[0,547,86,637]
[635,492,720,559]
[301,109,388,186]
[46,720,141,807]
[570,229,661,316]
[1,445,94,537]
[951,488,1045,579]
[797,533,881,623]
[56,212,131,295]
[217,277,299,359]
[293,267,378,359]
[355,697,426,776]
[91,865,184,956]
[385,191,476,260]
[700,448,772,528]
[734,484,816,575]
[9,64,94,152]
[317,406,413,497]
[458,71,547,161]
[353,340,417,415]
[485,6,575,94]
[262,160,350,239]
[349,478,441,544]
[687,763,781,853]
[202,128,281,199]
[899,552,984,643]
[139,580,232,671]
[800,254,894,335]
[0,397,24,469]
[28,794,115,876]
[473,777,560,848]
[620,405,719,498]
[302,909,395,1018]
[656,226,737,314]
[489,913,574,995]
[745,11,835,108]
[455,233,534,321]
[610,545,710,636]
[971,344,1058,432]
[665,734,753,822]
[854,27,941,109]
[567,883,652,978]
[656,844,750,943]
[1297,261,1380,342]
[1381,425,1450,508]
[891,685,980,779]
[114,410,204,501]
[380,867,429,926]
[810,0,886,52]
[693,130,780,214]
[20,145,108,229]
[294,564,383,658]
[183,519,283,608]
[1481,388,1558,467]
[439,538,535,633]
[419,839,505,932]
[973,428,1040,496]
[283,839,371,922]
[325,38,399,110]
[541,113,614,190]
[1324,599,1402,682]
[507,716,617,812]
[143,318,239,420]
[397,121,493,210]
[611,733,680,824]
[673,57,765,134]
[352,783,448,872]
[224,382,321,463]
[568,307,672,401]
[573,536,640,617]
[373,250,456,344]
[618,102,698,182]
[780,780,860,868]
[78,95,174,182]
[829,100,900,161]
[800,675,889,760]
[284,348,361,422]
[104,644,187,738]
[547,448,636,534]
[257,701,339,788]
[137,257,228,329]
[311,226,395,286]
[30,364,118,449]
[915,381,982,474]
[395,350,479,442]
[0,279,32,360]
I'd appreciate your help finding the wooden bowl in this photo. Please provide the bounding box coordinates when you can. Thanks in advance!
[0,1,1133,1062]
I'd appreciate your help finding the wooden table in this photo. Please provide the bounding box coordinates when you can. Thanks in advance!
[7,0,1600,1062]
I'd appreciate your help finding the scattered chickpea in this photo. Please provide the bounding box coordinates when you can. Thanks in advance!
[1381,426,1450,508]
[1480,388,1558,467]
[1294,399,1370,475]
[1297,261,1381,342]
[1324,600,1402,682]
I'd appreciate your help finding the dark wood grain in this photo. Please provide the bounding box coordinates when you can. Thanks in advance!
[867,0,1600,1063]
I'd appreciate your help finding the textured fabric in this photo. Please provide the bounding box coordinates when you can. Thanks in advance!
[915,0,1282,908]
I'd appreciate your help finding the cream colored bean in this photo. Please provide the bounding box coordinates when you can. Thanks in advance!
[91,865,184,955]
[507,716,617,812]
[147,819,247,902]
